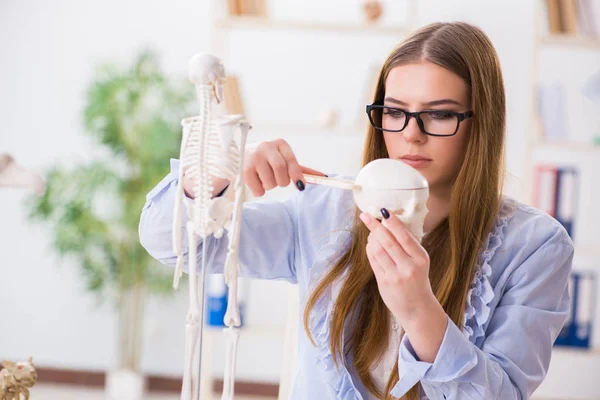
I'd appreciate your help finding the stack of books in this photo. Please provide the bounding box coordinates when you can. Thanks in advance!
[227,0,268,17]
[224,76,245,116]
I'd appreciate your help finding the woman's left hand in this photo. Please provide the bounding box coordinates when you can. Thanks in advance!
[360,208,438,326]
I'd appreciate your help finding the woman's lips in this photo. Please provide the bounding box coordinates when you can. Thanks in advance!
[399,155,432,168]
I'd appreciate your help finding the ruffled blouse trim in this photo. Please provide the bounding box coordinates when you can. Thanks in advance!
[462,197,517,343]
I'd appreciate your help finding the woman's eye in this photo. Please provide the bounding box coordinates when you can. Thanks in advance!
[429,110,454,120]
[383,108,405,118]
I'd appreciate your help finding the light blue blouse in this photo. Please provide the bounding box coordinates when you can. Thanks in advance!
[139,158,574,400]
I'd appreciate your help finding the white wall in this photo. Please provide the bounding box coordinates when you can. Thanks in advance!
[0,0,214,375]
[1,0,599,395]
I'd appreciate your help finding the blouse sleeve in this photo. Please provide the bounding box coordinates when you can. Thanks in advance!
[138,158,299,283]
[390,223,574,400]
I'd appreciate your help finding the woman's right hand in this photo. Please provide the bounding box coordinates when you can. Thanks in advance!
[243,138,327,197]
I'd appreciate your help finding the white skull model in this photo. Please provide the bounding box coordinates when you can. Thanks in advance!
[304,158,429,242]
[353,158,429,242]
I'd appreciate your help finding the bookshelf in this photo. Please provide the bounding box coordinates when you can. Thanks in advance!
[537,140,600,152]
[529,1,600,399]
[527,0,600,206]
[540,34,600,48]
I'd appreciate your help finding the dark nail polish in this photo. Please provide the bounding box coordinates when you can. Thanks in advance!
[296,180,305,191]
[380,208,390,219]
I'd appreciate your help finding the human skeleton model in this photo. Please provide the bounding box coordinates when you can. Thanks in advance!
[172,53,251,400]
[0,357,38,400]
[0,154,45,196]
[170,53,429,400]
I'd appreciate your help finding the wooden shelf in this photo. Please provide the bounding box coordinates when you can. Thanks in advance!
[536,140,600,153]
[539,35,600,49]
[217,16,410,35]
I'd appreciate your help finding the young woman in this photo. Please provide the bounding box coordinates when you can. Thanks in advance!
[139,22,574,400]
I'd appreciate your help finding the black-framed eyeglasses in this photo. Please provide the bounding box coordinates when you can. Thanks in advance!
[366,103,474,137]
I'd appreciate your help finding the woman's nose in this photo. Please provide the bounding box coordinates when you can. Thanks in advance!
[402,116,427,144]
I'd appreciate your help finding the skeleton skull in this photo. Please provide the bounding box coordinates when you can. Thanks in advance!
[188,53,226,103]
[353,158,429,242]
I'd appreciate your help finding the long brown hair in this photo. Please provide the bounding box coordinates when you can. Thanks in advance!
[303,22,506,400]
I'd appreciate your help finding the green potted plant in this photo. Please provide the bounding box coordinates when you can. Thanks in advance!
[25,49,195,399]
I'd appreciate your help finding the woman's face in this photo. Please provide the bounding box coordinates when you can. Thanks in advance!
[382,61,472,194]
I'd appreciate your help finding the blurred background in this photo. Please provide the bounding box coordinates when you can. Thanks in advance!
[1,0,599,399]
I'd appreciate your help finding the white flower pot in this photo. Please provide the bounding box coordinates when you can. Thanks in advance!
[105,369,146,400]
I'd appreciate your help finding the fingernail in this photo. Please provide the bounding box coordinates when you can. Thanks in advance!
[296,180,305,191]
[380,208,390,219]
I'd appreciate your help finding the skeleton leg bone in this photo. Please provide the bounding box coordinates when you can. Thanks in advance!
[181,221,199,400]
[223,119,250,328]
[220,327,240,400]
[221,119,250,400]
[194,239,209,400]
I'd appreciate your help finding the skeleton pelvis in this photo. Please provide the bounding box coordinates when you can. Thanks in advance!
[209,197,234,231]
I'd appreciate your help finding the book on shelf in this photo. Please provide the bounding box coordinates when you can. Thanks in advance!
[547,0,563,34]
[583,69,600,104]
[533,165,579,238]
[228,0,241,16]
[227,0,268,17]
[555,270,597,349]
[576,0,599,38]
[545,0,598,38]
[561,0,578,34]
[537,84,569,141]
[223,75,245,116]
